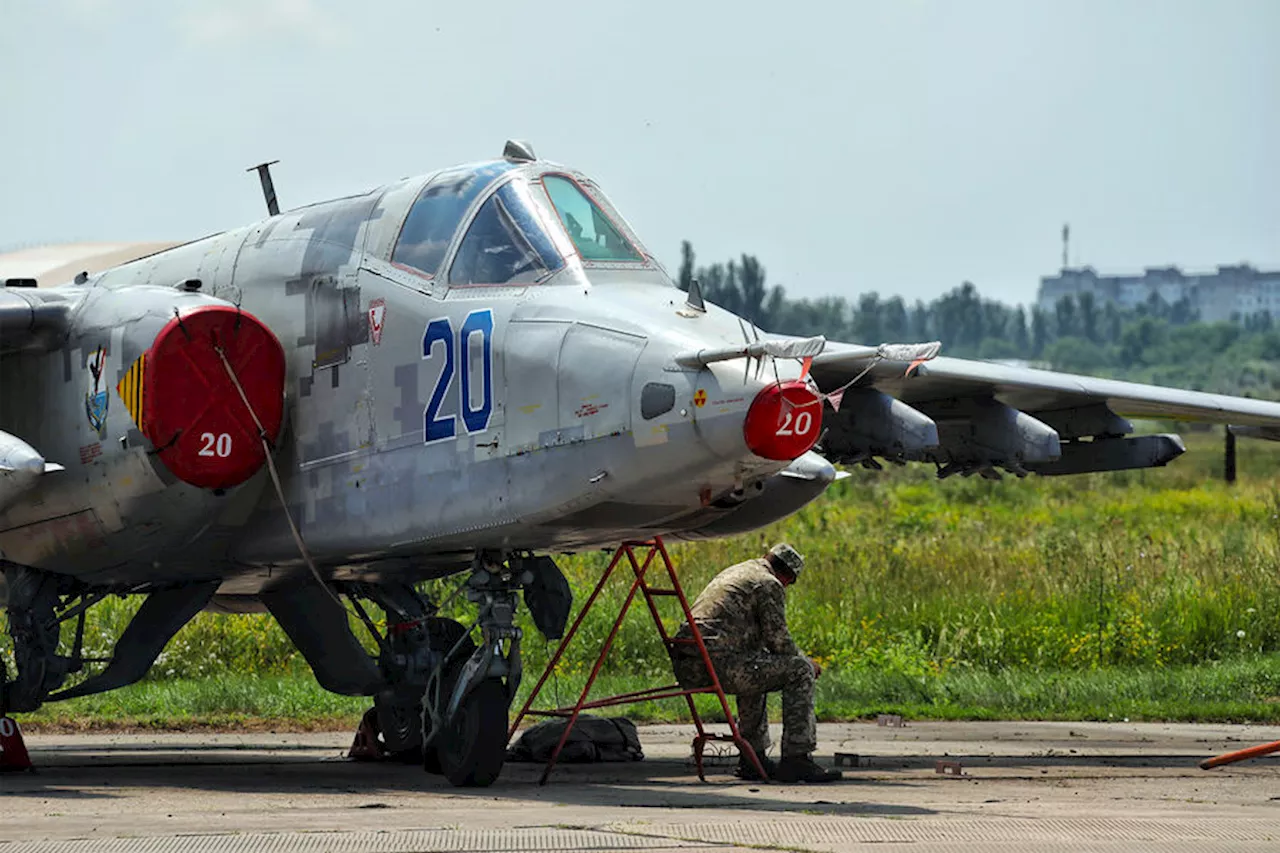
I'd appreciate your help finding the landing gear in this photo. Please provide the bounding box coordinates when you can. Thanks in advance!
[3,567,94,713]
[419,555,524,786]
[419,616,474,774]
[2,566,218,714]
[350,552,532,787]
[347,613,470,766]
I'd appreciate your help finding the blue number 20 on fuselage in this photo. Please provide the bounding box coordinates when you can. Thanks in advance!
[422,309,494,443]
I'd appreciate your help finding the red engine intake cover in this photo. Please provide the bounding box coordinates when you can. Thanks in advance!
[743,381,824,461]
[141,305,286,490]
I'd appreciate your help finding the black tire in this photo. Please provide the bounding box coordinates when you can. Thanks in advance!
[374,695,426,761]
[422,617,476,776]
[422,737,444,775]
[436,678,508,787]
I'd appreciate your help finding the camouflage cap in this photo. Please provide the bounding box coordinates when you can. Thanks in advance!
[768,543,804,578]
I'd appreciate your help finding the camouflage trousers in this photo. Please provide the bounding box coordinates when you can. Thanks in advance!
[672,652,816,759]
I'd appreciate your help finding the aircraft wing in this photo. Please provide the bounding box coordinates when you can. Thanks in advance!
[808,342,1280,476]
[0,287,75,355]
[0,242,178,356]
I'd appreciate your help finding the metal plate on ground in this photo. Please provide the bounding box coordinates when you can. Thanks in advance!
[0,828,704,853]
[6,819,1280,853]
[615,817,1280,847]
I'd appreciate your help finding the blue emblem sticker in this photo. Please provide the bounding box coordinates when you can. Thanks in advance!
[85,345,109,437]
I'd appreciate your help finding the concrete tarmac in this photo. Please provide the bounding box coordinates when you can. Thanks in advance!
[2,721,1279,852]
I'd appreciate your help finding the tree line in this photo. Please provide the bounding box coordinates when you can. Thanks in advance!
[676,241,1280,398]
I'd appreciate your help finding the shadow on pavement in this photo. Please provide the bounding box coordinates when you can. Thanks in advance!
[8,750,936,817]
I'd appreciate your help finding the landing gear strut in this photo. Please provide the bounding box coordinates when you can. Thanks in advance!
[349,552,526,787]
[421,554,523,786]
[3,567,88,714]
[2,566,217,714]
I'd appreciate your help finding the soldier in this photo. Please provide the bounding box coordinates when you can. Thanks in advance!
[671,543,841,783]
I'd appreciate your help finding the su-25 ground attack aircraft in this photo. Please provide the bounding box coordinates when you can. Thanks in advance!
[4,140,1280,786]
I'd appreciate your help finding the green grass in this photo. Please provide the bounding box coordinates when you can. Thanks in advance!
[21,674,368,732]
[7,428,1280,728]
[22,655,1280,731]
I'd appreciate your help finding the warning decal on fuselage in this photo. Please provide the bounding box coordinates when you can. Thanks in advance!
[116,353,147,430]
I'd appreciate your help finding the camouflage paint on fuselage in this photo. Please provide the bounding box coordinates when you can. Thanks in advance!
[0,160,806,594]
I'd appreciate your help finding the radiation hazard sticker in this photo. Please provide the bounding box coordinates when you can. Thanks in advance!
[693,389,707,408]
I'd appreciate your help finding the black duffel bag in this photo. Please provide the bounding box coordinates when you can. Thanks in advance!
[507,715,643,763]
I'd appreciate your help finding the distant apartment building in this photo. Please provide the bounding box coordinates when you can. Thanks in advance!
[1037,265,1280,322]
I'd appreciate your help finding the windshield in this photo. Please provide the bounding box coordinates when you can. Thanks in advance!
[392,162,514,277]
[449,179,565,286]
[542,175,643,262]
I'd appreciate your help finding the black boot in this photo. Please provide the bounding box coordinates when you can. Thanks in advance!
[774,755,842,783]
[735,754,776,781]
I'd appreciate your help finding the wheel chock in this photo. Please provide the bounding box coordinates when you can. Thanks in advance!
[347,708,386,761]
[0,716,33,772]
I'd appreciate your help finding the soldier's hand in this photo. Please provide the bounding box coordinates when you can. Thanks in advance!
[808,657,823,679]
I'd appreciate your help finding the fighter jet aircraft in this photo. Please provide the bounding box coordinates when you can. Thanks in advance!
[4,140,1280,786]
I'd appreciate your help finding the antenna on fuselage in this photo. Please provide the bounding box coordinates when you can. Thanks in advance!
[246,160,281,216]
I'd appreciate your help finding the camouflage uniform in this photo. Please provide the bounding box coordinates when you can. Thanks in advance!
[671,557,816,759]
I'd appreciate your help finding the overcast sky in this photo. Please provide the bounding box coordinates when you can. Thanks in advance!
[2,0,1276,306]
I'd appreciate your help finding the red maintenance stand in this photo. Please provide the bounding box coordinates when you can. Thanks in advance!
[509,537,768,785]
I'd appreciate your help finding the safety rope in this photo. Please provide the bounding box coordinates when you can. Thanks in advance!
[213,345,343,608]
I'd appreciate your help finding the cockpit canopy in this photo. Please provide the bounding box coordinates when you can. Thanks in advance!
[391,162,650,287]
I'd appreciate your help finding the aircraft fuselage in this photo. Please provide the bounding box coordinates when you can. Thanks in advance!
[0,160,826,595]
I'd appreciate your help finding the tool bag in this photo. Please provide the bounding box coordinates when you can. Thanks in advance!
[507,715,643,763]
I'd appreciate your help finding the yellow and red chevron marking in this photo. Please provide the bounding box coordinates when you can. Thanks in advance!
[116,353,146,430]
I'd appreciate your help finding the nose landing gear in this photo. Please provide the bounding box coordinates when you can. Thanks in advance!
[349,552,530,787]
[421,555,523,787]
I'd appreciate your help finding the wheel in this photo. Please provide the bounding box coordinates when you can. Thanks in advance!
[436,678,508,787]
[373,697,426,763]
[421,617,476,776]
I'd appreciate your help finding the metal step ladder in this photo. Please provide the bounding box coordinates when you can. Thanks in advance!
[509,537,768,784]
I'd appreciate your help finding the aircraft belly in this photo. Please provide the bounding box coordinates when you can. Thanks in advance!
[230,418,744,568]
[230,445,513,565]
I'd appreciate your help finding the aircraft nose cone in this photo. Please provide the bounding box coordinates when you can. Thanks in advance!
[743,381,823,460]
